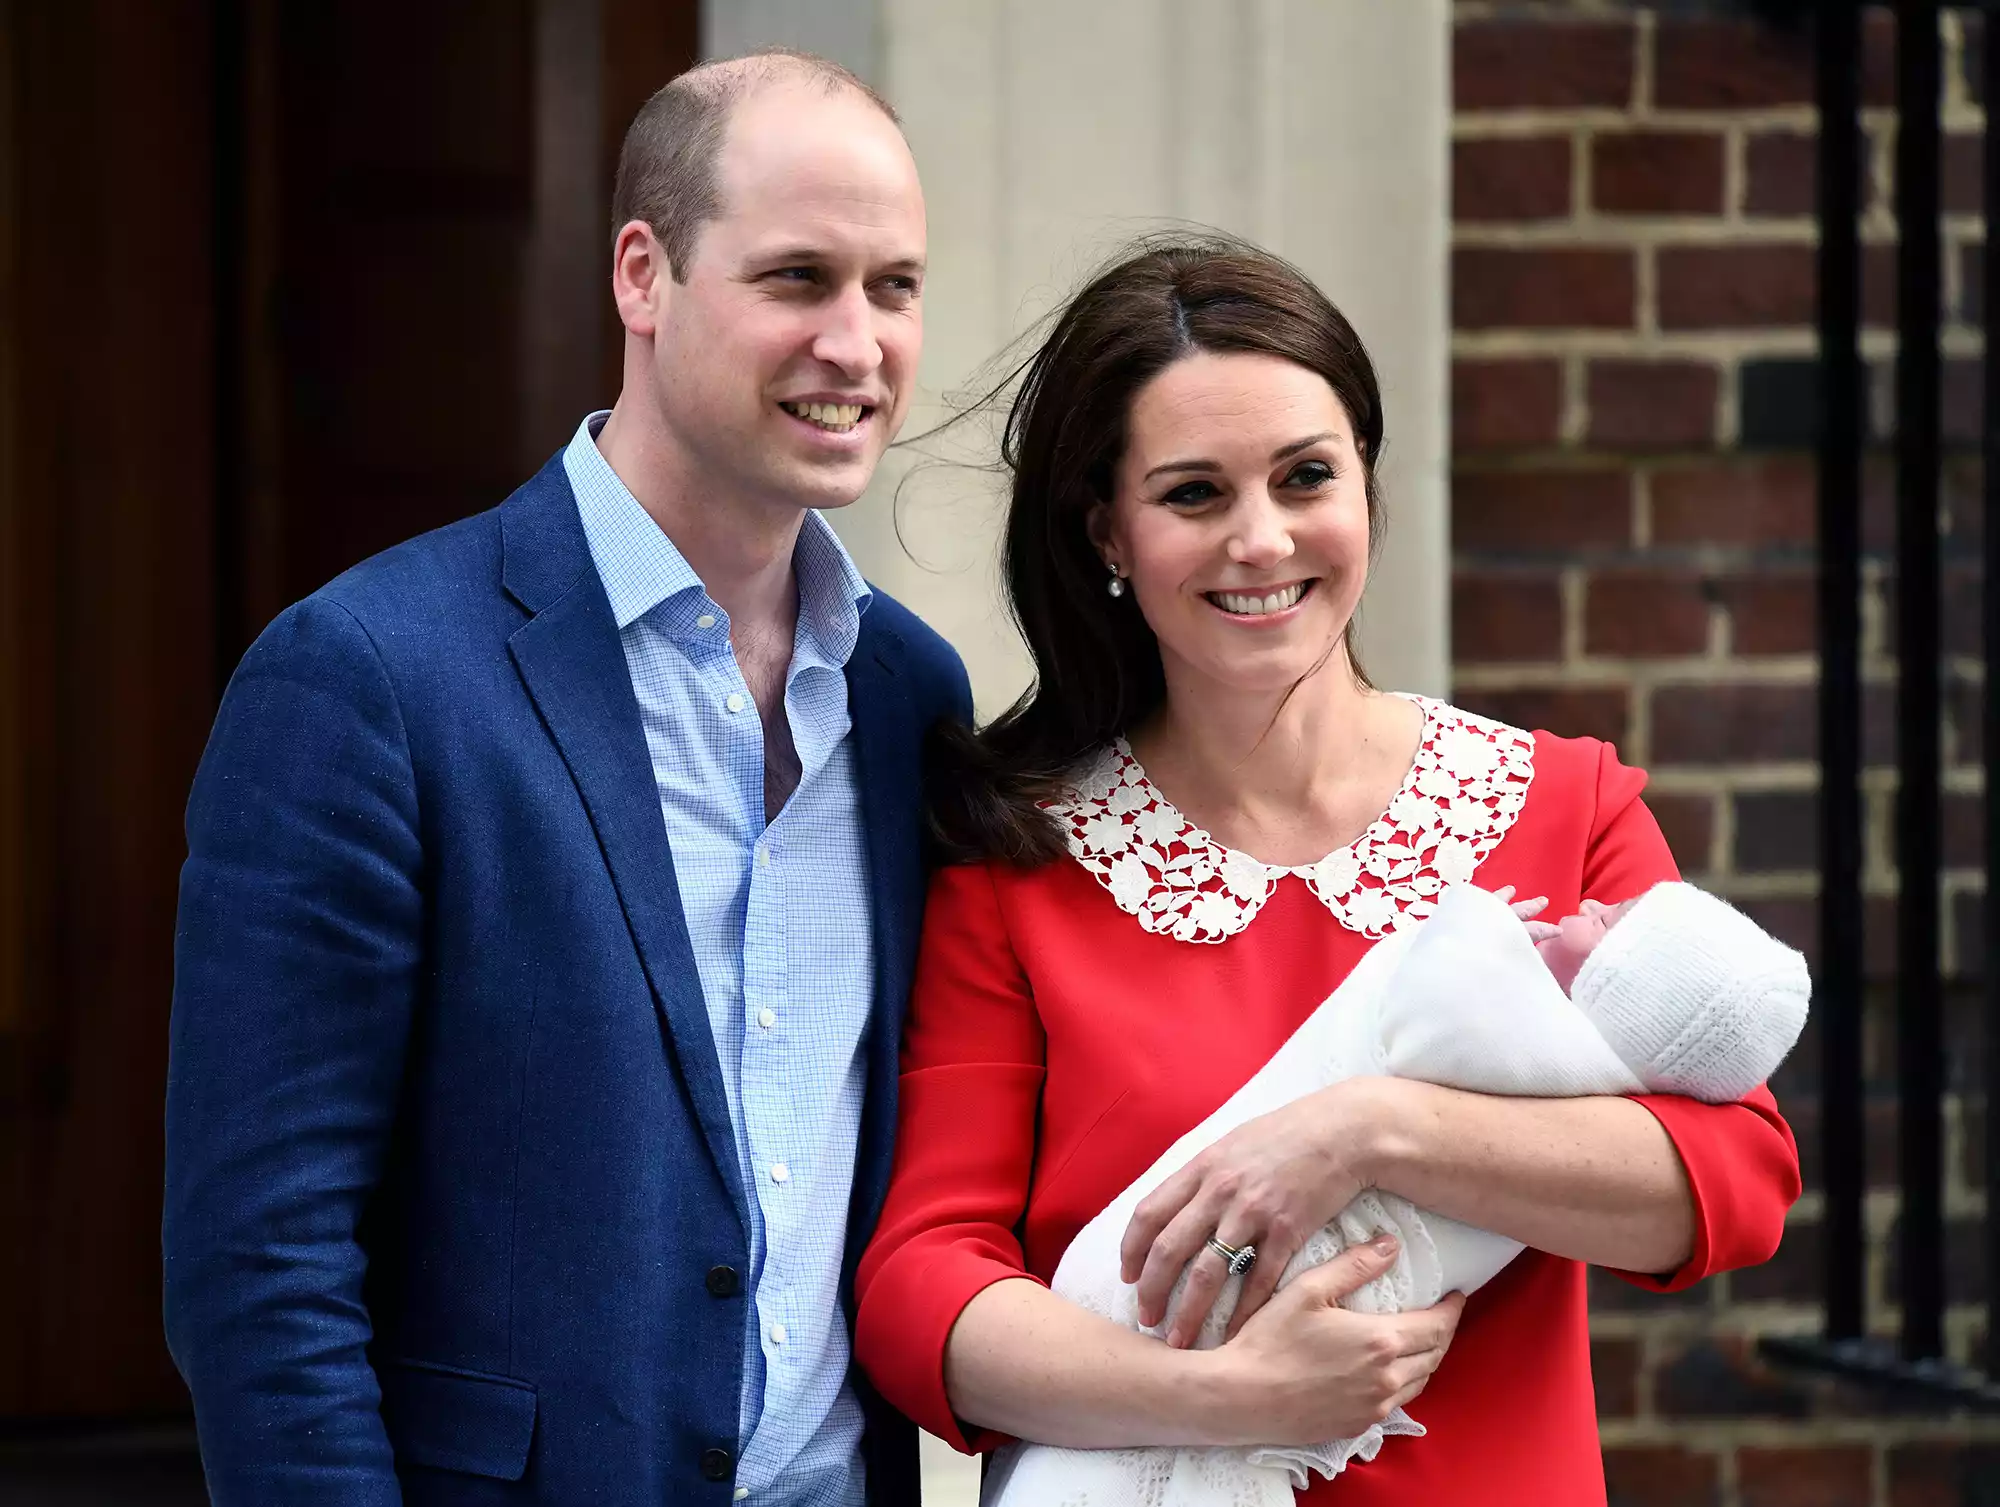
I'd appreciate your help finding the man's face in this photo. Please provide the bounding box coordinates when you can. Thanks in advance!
[647,84,926,514]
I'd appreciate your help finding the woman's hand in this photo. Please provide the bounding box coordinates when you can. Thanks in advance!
[1201,1234,1467,1446]
[1121,1076,1410,1346]
[941,1229,1464,1450]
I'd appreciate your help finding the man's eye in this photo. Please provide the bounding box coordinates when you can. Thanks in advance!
[772,267,818,283]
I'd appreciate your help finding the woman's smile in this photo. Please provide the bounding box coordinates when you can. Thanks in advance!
[1201,577,1318,622]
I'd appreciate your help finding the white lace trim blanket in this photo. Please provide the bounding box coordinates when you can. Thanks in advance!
[982,883,1780,1507]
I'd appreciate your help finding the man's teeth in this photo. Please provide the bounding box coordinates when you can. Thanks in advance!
[782,401,865,431]
[1210,583,1307,616]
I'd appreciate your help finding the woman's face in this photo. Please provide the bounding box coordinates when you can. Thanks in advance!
[1093,350,1372,699]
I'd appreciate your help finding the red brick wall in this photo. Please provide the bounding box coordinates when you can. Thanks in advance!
[1450,4,2000,1502]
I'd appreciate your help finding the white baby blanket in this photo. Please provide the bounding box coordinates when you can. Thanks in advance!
[981,882,1806,1507]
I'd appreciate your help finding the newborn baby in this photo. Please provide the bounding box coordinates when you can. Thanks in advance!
[982,880,1809,1507]
[1528,894,1640,992]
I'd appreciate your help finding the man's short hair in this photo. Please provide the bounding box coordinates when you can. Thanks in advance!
[610,48,902,283]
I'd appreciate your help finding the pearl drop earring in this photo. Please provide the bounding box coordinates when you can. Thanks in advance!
[1106,564,1126,599]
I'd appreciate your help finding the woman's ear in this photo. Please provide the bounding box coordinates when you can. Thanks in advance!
[1084,501,1117,572]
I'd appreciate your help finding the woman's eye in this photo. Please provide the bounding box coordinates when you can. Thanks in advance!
[1286,460,1337,489]
[1161,480,1220,505]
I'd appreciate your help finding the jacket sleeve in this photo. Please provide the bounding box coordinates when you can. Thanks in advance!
[1579,740,1804,1289]
[853,862,1048,1453]
[164,596,421,1506]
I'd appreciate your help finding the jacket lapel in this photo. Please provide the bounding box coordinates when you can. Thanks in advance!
[843,619,920,1263]
[500,461,749,1241]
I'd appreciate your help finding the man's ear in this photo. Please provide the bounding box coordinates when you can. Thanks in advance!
[611,221,667,338]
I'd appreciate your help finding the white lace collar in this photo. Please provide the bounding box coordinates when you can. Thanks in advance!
[1044,697,1536,945]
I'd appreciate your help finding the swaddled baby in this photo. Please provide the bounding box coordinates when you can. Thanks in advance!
[982,881,1809,1507]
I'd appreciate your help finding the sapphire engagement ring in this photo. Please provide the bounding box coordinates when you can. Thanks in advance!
[1205,1236,1257,1277]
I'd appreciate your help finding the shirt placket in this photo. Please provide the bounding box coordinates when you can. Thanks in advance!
[681,605,784,1473]
[743,820,793,1396]
[708,645,801,1446]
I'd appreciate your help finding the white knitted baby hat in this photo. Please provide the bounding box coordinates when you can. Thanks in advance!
[1568,882,1810,1103]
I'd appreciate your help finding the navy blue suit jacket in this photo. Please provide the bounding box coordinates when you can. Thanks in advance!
[164,455,970,1505]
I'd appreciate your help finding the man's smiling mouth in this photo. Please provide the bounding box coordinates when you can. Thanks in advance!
[779,401,870,433]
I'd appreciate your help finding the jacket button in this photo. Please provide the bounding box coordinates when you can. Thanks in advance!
[700,1446,733,1482]
[706,1265,741,1298]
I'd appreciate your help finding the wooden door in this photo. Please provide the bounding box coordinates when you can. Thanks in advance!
[0,0,224,1417]
[0,0,696,1419]
[232,0,696,647]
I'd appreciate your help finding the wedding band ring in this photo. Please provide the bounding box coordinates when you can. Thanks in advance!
[1205,1236,1257,1277]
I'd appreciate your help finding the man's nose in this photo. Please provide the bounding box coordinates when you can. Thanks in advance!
[811,283,882,379]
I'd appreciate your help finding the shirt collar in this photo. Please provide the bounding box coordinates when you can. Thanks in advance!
[562,412,873,664]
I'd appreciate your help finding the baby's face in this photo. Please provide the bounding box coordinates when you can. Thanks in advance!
[1535,896,1640,994]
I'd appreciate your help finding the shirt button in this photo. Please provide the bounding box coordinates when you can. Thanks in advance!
[696,613,717,630]
[725,692,746,714]
[734,1491,750,1502]
[769,1162,790,1184]
[758,1007,776,1030]
[756,846,773,867]
[770,1322,788,1346]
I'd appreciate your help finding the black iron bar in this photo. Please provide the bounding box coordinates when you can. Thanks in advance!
[1895,0,1946,1364]
[1983,0,2000,1377]
[1819,0,1868,1345]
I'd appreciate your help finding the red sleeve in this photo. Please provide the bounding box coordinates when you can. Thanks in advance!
[1577,740,1805,1290]
[853,863,1048,1452]
[1577,738,1678,906]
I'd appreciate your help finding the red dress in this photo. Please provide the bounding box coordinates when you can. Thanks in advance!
[854,704,1801,1505]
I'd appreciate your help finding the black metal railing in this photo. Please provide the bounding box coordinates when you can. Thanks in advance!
[1762,0,2000,1403]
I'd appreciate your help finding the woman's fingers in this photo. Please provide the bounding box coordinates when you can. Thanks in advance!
[1394,1292,1467,1358]
[1121,1162,1204,1284]
[1285,1233,1400,1309]
[1382,1365,1436,1415]
[1222,1207,1321,1338]
[1133,1187,1227,1329]
[1377,1298,1465,1406]
[1163,1229,1238,1348]
[1223,1231,1289,1340]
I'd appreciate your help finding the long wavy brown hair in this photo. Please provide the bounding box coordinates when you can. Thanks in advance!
[927,234,1388,866]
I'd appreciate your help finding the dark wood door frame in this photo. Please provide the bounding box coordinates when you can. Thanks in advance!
[1,0,696,1421]
[0,0,222,1417]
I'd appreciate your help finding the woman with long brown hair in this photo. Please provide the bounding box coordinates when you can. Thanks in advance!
[852,237,1798,1502]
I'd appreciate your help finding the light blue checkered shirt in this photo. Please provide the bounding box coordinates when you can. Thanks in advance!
[565,414,872,1507]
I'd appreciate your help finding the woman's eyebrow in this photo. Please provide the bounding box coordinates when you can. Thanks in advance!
[1141,456,1219,481]
[1141,432,1339,482]
[1271,432,1336,461]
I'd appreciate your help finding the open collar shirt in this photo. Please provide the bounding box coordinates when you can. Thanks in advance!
[565,413,873,1507]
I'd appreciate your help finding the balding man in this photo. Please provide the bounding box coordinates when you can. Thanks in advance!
[165,51,964,1507]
